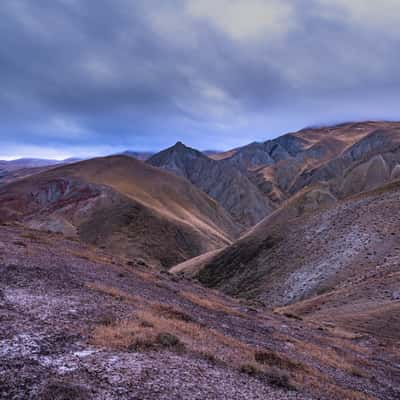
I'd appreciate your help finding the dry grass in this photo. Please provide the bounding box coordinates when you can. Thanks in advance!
[254,350,301,372]
[87,286,375,399]
[294,339,357,372]
[20,231,39,240]
[294,373,377,400]
[90,303,299,389]
[327,326,364,340]
[68,247,115,265]
[179,290,245,317]
[151,303,194,322]
[92,308,254,364]
[85,282,142,303]
[134,269,160,283]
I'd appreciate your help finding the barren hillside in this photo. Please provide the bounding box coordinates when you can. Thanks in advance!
[0,156,239,268]
[187,180,400,346]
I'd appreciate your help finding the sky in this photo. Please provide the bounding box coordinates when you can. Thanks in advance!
[1,0,400,159]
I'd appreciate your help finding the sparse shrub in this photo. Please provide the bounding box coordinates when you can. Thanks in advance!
[13,241,27,247]
[140,320,154,328]
[348,366,368,378]
[156,332,182,348]
[254,350,300,371]
[265,368,293,390]
[255,350,281,365]
[153,304,193,322]
[98,313,116,326]
[283,312,303,321]
[128,338,154,352]
[240,363,262,376]
[199,351,219,365]
[127,330,183,352]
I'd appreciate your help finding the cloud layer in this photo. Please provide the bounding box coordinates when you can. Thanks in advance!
[1,0,399,158]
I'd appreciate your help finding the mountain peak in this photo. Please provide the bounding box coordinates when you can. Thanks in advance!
[167,141,203,157]
[172,141,189,151]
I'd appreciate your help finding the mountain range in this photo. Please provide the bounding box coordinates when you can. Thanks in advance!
[2,121,400,400]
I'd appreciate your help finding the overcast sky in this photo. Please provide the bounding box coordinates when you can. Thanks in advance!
[1,0,399,159]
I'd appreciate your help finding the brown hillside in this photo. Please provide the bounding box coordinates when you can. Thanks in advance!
[0,156,239,268]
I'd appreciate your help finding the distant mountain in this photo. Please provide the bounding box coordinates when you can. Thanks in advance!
[147,142,273,229]
[0,155,238,268]
[212,121,400,206]
[0,157,82,186]
[121,150,154,160]
[0,157,82,170]
[0,157,60,171]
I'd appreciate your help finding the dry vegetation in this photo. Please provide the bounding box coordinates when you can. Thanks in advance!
[87,282,383,398]
[180,290,245,317]
[90,303,298,389]
[69,248,115,264]
[85,282,142,303]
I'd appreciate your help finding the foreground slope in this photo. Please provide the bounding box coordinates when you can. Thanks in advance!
[1,225,399,399]
[147,142,273,229]
[0,156,239,268]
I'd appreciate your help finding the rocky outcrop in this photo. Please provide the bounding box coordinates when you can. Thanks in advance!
[391,164,400,180]
[339,155,391,197]
[288,123,400,197]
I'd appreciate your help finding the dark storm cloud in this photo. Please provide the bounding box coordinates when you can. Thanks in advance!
[0,0,400,158]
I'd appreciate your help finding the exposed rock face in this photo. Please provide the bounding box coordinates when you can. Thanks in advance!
[216,139,296,172]
[218,142,275,171]
[339,155,391,197]
[147,142,273,229]
[391,164,400,180]
[342,129,398,161]
[273,133,309,157]
[289,124,400,197]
